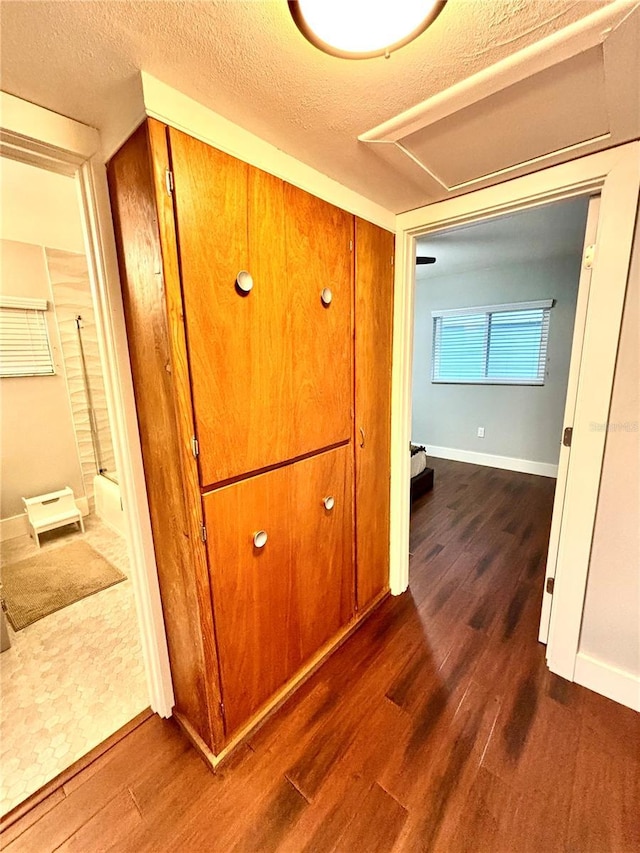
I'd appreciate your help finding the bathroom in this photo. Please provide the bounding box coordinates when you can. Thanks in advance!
[0,155,147,816]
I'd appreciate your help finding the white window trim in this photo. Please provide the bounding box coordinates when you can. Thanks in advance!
[431,298,554,318]
[431,300,553,386]
[0,295,49,311]
[431,378,547,386]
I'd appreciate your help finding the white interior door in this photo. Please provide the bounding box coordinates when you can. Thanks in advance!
[538,194,601,644]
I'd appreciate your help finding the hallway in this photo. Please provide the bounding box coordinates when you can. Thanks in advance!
[2,460,639,851]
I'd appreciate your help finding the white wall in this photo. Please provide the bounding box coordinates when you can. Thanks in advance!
[579,212,640,680]
[0,239,85,519]
[412,253,582,471]
[46,248,117,502]
[0,158,85,254]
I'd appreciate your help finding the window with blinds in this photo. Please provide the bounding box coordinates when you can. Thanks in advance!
[0,296,55,378]
[432,300,553,385]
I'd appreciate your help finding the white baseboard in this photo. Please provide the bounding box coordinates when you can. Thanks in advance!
[0,514,29,542]
[415,442,558,478]
[0,497,90,542]
[574,652,640,712]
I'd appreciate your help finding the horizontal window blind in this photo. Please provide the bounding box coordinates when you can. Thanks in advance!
[432,300,553,385]
[0,306,55,377]
[433,313,487,382]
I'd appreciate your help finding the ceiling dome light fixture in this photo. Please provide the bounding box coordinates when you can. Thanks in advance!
[288,0,447,60]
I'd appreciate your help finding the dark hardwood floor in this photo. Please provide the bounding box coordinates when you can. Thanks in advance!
[3,459,639,852]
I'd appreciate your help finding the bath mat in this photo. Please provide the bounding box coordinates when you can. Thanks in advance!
[1,540,126,631]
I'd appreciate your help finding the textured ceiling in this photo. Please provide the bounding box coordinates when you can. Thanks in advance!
[0,0,616,212]
[416,195,590,278]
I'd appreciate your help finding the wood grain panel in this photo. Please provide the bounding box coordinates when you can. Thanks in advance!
[167,128,250,486]
[206,461,295,734]
[203,446,353,735]
[354,218,394,609]
[291,443,354,662]
[334,781,408,852]
[146,120,225,749]
[169,130,354,486]
[107,124,218,750]
[284,183,354,458]
[53,788,142,853]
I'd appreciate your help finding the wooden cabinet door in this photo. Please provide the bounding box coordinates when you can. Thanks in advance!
[203,445,353,735]
[284,184,353,458]
[354,219,394,609]
[168,129,352,487]
[168,128,291,487]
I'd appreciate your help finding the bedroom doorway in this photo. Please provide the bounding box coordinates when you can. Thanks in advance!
[406,194,594,652]
[390,142,639,699]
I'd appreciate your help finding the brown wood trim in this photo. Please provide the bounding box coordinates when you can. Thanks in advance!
[175,588,390,771]
[349,216,357,616]
[351,216,358,613]
[199,439,352,495]
[0,709,152,832]
[107,124,219,752]
[147,118,225,750]
[354,218,395,610]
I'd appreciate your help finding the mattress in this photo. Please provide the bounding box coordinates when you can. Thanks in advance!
[410,444,428,479]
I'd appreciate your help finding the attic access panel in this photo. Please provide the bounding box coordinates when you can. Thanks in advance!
[402,46,609,190]
[358,4,640,203]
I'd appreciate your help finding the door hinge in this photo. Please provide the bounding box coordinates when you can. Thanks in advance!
[200,524,207,543]
[220,701,225,719]
[546,577,555,595]
[563,426,573,447]
[583,244,595,269]
[191,436,199,458]
[349,239,353,252]
[165,168,174,196]
[391,255,394,266]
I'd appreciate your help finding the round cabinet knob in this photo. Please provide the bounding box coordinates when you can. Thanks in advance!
[323,496,335,511]
[321,287,333,306]
[253,530,268,548]
[236,270,254,293]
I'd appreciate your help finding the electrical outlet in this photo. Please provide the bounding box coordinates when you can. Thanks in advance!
[477,427,485,438]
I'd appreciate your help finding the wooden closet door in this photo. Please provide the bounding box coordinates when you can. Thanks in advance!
[291,445,353,662]
[169,129,354,487]
[168,128,291,487]
[284,184,353,456]
[354,219,394,609]
[203,446,353,735]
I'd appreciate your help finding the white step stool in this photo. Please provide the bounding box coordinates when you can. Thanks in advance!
[22,487,85,548]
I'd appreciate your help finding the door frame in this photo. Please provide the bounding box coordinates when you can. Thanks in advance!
[0,92,175,717]
[390,141,640,683]
[538,194,601,645]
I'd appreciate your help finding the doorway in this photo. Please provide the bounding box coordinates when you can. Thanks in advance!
[407,195,593,658]
[0,156,148,814]
[390,142,640,700]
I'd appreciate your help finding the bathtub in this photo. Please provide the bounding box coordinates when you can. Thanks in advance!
[93,472,126,536]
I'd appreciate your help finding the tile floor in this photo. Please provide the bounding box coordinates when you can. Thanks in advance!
[0,516,148,816]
